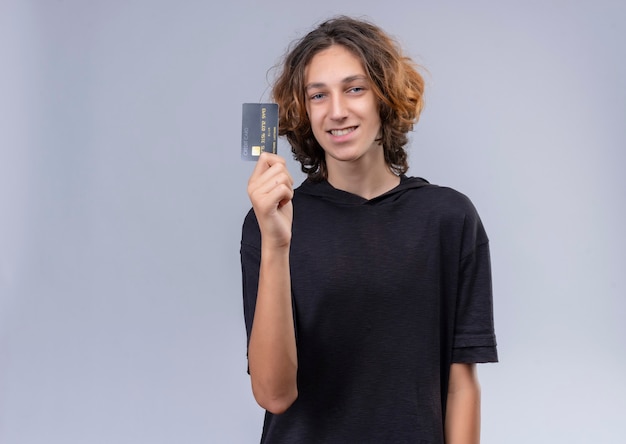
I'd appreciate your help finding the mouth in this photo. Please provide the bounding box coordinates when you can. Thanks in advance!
[328,126,357,137]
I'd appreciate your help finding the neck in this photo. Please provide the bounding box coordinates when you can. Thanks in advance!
[326,154,400,200]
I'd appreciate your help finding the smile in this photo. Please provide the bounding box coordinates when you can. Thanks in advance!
[329,127,357,136]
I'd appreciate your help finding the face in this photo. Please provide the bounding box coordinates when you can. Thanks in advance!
[304,45,382,171]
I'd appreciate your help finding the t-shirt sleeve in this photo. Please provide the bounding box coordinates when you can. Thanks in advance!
[240,209,261,370]
[451,213,498,364]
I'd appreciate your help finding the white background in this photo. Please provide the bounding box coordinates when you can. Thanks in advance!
[1,0,624,442]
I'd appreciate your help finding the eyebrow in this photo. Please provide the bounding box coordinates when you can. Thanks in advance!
[305,75,368,91]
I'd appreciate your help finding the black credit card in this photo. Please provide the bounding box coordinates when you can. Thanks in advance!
[241,103,279,160]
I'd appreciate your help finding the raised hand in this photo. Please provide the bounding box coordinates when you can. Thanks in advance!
[247,152,294,249]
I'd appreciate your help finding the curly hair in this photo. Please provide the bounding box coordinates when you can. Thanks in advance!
[272,16,425,181]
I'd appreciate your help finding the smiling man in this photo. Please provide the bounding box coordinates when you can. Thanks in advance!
[241,16,498,444]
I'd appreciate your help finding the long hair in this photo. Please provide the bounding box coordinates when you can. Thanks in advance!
[272,16,425,181]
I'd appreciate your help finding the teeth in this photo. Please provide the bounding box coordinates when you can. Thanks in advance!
[330,127,355,136]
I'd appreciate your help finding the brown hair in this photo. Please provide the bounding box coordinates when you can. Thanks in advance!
[272,16,425,181]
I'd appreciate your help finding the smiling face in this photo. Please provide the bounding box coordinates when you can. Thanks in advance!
[304,45,383,175]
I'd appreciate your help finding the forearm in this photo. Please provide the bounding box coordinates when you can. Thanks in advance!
[445,363,481,444]
[248,244,298,414]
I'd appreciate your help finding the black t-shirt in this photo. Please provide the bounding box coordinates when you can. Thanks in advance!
[240,176,498,444]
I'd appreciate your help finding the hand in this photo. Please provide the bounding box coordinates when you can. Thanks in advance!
[247,153,294,249]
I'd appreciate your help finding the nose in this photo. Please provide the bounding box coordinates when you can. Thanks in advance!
[329,94,348,120]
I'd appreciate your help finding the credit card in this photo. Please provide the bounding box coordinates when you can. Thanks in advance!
[241,103,279,160]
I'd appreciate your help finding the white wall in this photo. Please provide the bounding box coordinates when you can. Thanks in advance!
[1,0,624,442]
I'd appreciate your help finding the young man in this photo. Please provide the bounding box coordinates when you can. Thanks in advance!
[241,16,498,443]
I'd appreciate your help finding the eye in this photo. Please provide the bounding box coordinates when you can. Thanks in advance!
[347,86,365,94]
[309,92,325,101]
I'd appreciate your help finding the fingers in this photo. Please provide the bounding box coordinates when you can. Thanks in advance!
[248,153,293,197]
[248,153,278,191]
[247,153,294,211]
[249,153,291,184]
[247,154,294,247]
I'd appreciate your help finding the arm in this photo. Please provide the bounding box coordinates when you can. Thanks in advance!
[246,153,298,414]
[445,363,481,444]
